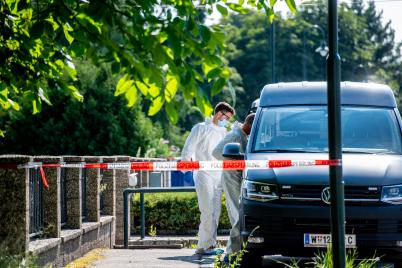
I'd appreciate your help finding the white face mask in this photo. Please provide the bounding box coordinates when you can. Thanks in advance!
[218,119,228,127]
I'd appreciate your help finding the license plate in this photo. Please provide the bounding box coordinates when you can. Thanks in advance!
[304,233,356,248]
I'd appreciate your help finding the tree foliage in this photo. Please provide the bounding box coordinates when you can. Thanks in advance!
[0,61,173,157]
[0,0,294,136]
[222,1,402,116]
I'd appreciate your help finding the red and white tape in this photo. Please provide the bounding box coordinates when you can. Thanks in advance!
[0,159,341,190]
[8,159,341,171]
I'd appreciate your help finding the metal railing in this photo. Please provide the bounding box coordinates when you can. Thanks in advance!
[123,187,196,249]
[100,169,105,215]
[81,168,87,221]
[29,168,44,238]
[60,168,68,227]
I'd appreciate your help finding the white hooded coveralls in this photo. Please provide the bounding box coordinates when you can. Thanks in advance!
[181,118,227,251]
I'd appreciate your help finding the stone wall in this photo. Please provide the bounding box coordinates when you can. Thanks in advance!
[0,155,168,266]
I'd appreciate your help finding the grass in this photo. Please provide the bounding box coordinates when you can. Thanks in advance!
[0,248,39,268]
[309,247,385,268]
[274,247,387,268]
[148,224,157,237]
[65,248,106,268]
[214,227,259,268]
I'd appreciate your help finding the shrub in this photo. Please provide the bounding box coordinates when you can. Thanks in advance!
[131,192,231,234]
[0,248,38,268]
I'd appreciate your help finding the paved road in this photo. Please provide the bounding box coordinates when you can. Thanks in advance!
[91,249,216,268]
[91,248,396,268]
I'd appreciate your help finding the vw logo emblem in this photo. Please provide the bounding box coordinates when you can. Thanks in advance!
[321,187,331,204]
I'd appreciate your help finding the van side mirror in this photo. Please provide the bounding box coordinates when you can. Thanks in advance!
[223,143,244,160]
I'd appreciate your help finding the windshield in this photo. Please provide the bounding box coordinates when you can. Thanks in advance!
[253,106,402,154]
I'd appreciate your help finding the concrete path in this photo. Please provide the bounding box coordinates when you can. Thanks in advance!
[90,248,396,268]
[91,249,216,268]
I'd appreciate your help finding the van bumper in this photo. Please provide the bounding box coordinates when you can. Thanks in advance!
[240,198,402,256]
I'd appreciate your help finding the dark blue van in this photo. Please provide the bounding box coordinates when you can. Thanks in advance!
[226,82,402,266]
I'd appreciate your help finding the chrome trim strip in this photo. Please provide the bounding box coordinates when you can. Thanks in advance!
[246,181,277,186]
[245,193,279,202]
[345,198,380,202]
[280,197,379,202]
[248,193,278,199]
[281,197,321,201]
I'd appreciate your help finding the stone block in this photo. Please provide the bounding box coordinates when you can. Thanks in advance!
[35,242,60,268]
[63,157,82,230]
[113,157,130,245]
[83,157,100,222]
[100,157,116,218]
[0,155,30,254]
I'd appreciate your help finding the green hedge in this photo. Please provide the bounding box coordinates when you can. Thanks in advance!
[131,192,231,234]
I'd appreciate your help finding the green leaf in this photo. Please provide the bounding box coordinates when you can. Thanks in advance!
[186,17,195,31]
[221,67,231,79]
[32,98,41,114]
[125,85,137,107]
[7,0,20,13]
[200,25,211,43]
[7,99,20,111]
[211,78,226,96]
[165,102,178,124]
[135,81,149,96]
[213,31,226,43]
[63,24,74,44]
[45,16,60,31]
[227,3,250,14]
[285,0,297,14]
[202,62,215,76]
[148,96,164,116]
[0,129,4,138]
[76,13,102,34]
[195,92,213,116]
[157,32,168,44]
[206,68,222,80]
[164,75,178,102]
[65,65,78,81]
[116,75,128,93]
[115,75,134,96]
[66,85,83,101]
[148,84,160,98]
[167,32,182,57]
[0,86,8,99]
[71,41,85,57]
[216,4,228,16]
[270,0,278,8]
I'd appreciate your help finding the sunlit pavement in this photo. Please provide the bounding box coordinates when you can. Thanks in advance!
[90,249,397,268]
[91,249,216,268]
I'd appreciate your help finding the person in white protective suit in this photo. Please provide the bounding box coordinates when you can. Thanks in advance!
[181,102,235,255]
[212,113,255,262]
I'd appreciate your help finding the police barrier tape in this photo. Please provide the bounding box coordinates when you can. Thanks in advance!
[0,159,341,190]
[0,159,341,171]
